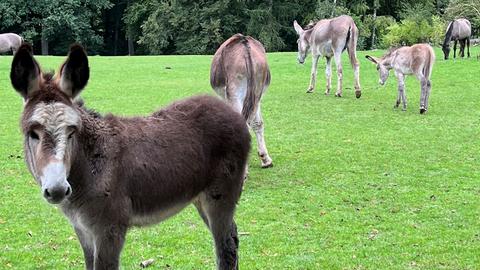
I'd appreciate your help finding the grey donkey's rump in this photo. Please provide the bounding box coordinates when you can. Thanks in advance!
[0,33,22,54]
[211,33,273,168]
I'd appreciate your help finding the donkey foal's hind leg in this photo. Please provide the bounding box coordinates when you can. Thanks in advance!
[423,79,432,114]
[197,193,240,270]
[419,77,428,114]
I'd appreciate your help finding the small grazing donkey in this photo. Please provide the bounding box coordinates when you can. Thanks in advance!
[0,33,23,54]
[10,43,250,270]
[293,15,361,98]
[211,34,273,168]
[366,44,435,114]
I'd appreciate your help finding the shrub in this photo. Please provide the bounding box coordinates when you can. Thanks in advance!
[381,16,445,47]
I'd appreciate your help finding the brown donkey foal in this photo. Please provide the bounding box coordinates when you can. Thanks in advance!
[10,44,250,270]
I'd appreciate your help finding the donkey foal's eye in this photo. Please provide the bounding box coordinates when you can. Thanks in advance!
[29,131,39,140]
[68,130,76,139]
[67,126,77,139]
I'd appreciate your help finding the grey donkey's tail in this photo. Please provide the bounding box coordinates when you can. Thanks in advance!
[238,35,258,122]
[346,23,359,69]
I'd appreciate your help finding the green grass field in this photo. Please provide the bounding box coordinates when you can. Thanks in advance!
[1,47,479,269]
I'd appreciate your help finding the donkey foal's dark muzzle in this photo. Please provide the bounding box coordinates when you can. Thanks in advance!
[43,186,71,204]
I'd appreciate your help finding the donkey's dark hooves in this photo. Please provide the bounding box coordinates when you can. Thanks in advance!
[335,93,342,97]
[355,91,362,99]
[420,108,427,114]
[306,89,314,93]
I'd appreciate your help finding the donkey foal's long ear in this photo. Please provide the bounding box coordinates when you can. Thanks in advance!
[60,44,89,98]
[10,43,41,99]
[365,55,379,64]
[293,20,303,35]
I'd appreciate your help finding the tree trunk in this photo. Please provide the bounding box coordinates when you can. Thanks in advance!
[41,31,48,55]
[371,5,377,50]
[126,0,134,56]
[114,14,120,56]
[127,33,134,56]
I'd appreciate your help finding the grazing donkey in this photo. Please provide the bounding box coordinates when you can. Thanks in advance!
[0,33,23,54]
[366,44,435,114]
[10,43,250,270]
[211,34,273,168]
[442,18,471,60]
[293,15,361,98]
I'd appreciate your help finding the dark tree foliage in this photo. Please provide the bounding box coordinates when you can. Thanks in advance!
[0,0,111,55]
[1,0,477,55]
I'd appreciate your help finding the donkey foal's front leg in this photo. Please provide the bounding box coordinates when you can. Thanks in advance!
[395,73,407,111]
[307,55,320,93]
[74,226,95,270]
[94,225,127,270]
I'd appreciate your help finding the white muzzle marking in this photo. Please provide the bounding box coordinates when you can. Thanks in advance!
[41,162,71,204]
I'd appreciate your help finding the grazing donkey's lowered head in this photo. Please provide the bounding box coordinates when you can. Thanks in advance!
[11,43,88,204]
[11,43,250,270]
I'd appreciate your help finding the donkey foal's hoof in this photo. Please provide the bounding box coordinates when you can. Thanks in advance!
[355,91,361,99]
[335,93,342,97]
[420,108,427,114]
[261,162,273,169]
[306,88,314,93]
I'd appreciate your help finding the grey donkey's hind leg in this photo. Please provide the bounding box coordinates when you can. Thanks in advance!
[250,106,273,168]
[325,56,332,95]
[466,37,470,58]
[333,51,344,97]
[196,192,240,270]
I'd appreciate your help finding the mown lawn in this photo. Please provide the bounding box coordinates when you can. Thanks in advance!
[0,47,479,269]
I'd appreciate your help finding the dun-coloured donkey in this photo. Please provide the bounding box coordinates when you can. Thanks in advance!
[211,34,273,168]
[0,33,22,54]
[366,44,435,114]
[293,15,361,98]
[442,18,471,60]
[10,43,250,270]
